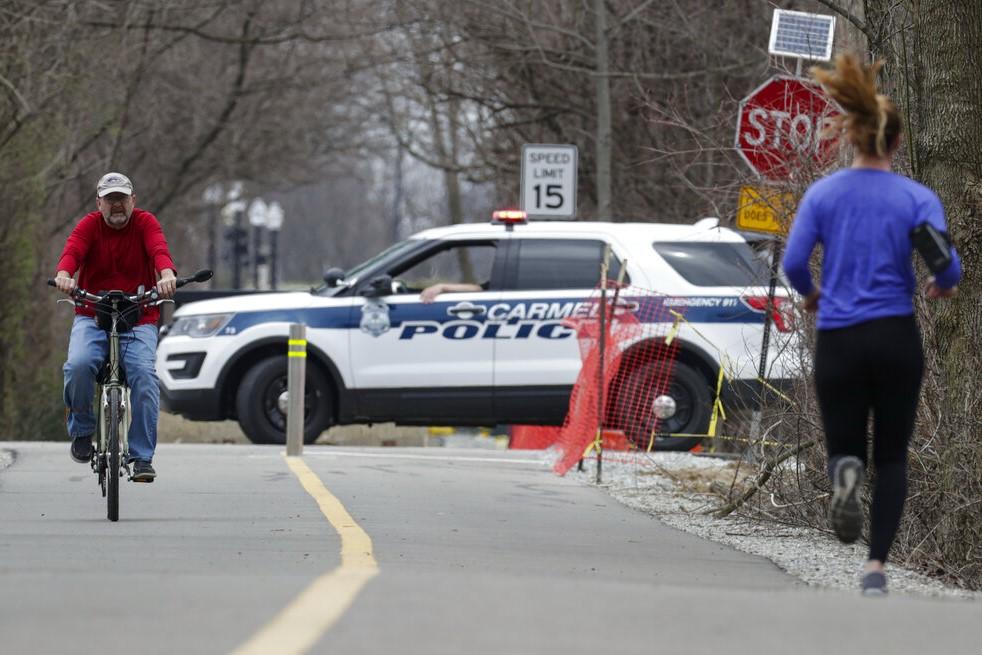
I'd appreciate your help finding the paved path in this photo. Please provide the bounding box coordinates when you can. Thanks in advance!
[0,443,978,654]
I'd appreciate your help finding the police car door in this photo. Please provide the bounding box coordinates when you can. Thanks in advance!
[348,239,503,424]
[491,236,627,424]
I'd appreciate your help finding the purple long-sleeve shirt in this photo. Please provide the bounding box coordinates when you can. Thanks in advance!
[782,168,961,330]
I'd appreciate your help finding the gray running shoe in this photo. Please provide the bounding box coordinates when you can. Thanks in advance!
[830,456,864,543]
[861,570,887,596]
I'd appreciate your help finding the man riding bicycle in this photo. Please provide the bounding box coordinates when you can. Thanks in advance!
[53,172,177,482]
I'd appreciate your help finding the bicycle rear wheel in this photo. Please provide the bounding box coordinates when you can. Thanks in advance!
[107,387,121,522]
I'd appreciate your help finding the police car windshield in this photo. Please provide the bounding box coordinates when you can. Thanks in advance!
[310,240,421,295]
[345,239,420,281]
[653,241,770,286]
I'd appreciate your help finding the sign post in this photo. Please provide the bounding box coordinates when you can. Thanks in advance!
[521,144,578,219]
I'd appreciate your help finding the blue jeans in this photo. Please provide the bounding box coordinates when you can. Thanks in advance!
[63,316,160,462]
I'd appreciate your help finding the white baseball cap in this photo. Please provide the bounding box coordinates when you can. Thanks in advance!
[96,172,134,197]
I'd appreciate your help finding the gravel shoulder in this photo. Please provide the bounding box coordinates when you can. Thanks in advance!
[562,451,980,600]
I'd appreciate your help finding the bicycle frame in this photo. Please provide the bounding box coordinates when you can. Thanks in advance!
[93,300,134,494]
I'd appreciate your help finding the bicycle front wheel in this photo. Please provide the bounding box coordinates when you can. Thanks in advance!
[107,387,121,522]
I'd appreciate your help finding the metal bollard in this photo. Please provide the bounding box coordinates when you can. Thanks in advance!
[286,323,306,456]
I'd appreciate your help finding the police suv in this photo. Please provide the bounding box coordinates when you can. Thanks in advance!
[157,214,798,450]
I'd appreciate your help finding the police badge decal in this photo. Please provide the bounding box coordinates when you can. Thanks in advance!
[360,299,391,337]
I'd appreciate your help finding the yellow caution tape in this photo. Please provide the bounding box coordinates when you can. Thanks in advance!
[706,366,727,448]
[612,432,792,452]
[671,432,789,448]
[756,376,795,405]
[664,311,683,346]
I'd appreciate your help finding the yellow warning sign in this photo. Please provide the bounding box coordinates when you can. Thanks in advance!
[736,186,796,235]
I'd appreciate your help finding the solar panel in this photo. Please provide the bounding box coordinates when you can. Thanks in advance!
[768,9,835,61]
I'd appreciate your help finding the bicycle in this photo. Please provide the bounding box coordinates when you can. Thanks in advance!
[49,269,212,521]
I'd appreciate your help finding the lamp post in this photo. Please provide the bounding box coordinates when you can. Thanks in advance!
[266,202,284,290]
[221,196,247,290]
[248,198,269,290]
[221,183,247,289]
[202,184,223,279]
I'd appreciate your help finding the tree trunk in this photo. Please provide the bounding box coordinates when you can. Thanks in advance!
[909,1,982,579]
[391,144,404,243]
[594,0,612,220]
[862,0,982,583]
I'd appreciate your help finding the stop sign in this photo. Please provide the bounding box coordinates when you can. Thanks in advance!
[735,76,840,181]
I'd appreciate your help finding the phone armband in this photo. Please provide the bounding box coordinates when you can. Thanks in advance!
[910,223,952,274]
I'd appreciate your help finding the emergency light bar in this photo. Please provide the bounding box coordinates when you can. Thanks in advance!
[492,209,528,224]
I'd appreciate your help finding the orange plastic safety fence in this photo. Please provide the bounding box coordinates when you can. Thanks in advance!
[552,284,685,475]
[509,425,562,449]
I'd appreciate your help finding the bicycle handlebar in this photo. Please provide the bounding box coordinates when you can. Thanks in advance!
[47,269,214,305]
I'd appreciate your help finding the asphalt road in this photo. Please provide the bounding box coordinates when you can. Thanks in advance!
[0,442,979,654]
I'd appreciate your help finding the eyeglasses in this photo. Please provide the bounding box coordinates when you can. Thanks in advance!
[100,194,131,205]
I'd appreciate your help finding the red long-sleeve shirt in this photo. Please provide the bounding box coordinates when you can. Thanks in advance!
[56,209,176,326]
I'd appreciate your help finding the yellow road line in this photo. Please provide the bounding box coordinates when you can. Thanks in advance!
[232,456,379,655]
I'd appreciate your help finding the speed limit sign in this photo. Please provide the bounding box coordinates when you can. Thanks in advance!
[521,144,577,219]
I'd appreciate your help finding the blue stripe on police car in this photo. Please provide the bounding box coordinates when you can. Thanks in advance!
[219,295,762,337]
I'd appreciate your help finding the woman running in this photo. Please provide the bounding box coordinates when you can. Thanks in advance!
[782,53,961,595]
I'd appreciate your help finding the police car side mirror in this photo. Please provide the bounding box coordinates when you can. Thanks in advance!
[361,274,394,298]
[323,267,346,287]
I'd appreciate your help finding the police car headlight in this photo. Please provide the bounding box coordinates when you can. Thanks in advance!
[169,314,233,338]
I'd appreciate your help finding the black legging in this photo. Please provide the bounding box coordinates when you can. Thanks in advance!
[814,315,924,563]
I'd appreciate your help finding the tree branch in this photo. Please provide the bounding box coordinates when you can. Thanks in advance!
[460,0,596,50]
[0,71,32,114]
[154,11,257,214]
[711,442,815,519]
[608,0,658,36]
[80,17,418,46]
[810,0,872,39]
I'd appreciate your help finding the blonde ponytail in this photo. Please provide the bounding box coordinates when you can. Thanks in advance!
[811,53,902,157]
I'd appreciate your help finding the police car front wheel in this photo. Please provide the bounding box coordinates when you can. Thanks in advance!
[235,355,333,445]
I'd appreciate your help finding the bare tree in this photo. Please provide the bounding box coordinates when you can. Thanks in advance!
[0,0,415,436]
